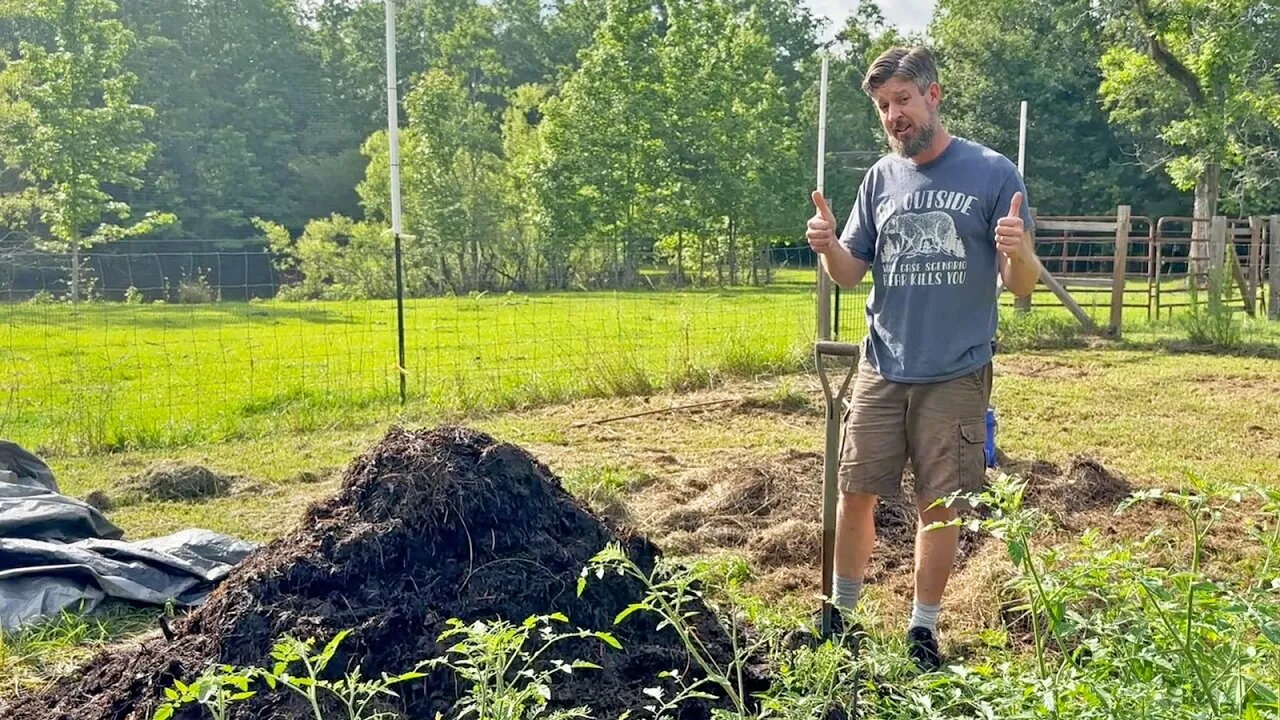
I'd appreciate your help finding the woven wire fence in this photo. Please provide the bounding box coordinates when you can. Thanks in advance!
[0,236,862,453]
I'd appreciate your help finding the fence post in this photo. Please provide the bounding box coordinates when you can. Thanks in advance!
[394,233,407,405]
[1109,205,1131,335]
[1229,232,1255,317]
[1209,216,1227,312]
[1014,206,1036,313]
[1270,215,1280,321]
[1250,216,1263,303]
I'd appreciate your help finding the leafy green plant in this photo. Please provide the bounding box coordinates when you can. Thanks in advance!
[1181,264,1242,348]
[153,665,255,720]
[152,630,428,720]
[580,544,773,717]
[754,642,859,720]
[906,472,1280,720]
[427,613,618,720]
[151,615,621,720]
[177,270,216,304]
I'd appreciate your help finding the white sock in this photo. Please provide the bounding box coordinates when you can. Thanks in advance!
[909,599,941,632]
[833,575,862,612]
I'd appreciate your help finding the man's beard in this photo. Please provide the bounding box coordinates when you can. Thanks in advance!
[888,112,938,158]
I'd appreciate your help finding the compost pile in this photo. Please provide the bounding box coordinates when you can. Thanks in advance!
[6,426,756,720]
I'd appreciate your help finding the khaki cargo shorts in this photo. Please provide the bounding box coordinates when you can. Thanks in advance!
[837,351,992,508]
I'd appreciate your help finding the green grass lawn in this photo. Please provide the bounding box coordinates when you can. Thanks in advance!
[6,272,1276,457]
[1,280,830,454]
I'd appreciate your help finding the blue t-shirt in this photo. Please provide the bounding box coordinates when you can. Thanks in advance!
[839,136,1034,383]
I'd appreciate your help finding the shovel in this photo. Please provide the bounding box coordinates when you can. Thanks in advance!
[813,340,861,639]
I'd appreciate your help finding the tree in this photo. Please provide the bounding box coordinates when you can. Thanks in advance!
[1097,0,1280,272]
[929,0,1184,217]
[538,0,668,286]
[658,0,801,284]
[499,83,556,288]
[117,0,348,238]
[359,69,503,293]
[0,0,172,302]
[544,0,609,78]
[796,3,909,236]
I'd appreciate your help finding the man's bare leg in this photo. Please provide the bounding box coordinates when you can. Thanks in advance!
[833,491,878,612]
[912,501,959,630]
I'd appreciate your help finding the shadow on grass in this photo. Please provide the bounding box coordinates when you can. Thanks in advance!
[1116,337,1280,360]
[0,301,370,332]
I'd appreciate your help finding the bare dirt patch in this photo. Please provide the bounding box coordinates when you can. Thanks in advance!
[995,356,1090,380]
[1187,373,1280,398]
[624,449,1213,639]
[83,462,244,511]
[629,451,987,601]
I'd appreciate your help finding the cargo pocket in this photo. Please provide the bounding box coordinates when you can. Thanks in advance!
[958,419,987,492]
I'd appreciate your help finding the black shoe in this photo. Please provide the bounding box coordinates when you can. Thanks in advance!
[906,626,942,671]
[784,607,864,654]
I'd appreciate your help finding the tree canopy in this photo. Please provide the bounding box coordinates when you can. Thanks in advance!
[1,0,1276,295]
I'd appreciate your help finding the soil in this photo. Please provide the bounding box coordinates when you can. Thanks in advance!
[84,489,114,512]
[1021,455,1133,530]
[631,448,1166,630]
[995,356,1090,380]
[5,426,762,720]
[633,451,986,600]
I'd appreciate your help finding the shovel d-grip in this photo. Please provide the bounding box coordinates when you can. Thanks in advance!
[813,340,860,640]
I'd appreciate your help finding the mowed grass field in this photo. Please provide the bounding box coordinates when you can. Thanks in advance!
[5,265,1269,456]
[1,275,822,454]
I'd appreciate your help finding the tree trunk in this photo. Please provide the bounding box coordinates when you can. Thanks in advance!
[698,234,706,287]
[675,231,684,285]
[728,216,738,286]
[470,228,480,290]
[439,254,453,294]
[1190,162,1219,286]
[457,247,468,292]
[71,242,81,305]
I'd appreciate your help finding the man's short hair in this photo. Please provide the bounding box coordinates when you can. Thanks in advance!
[862,46,939,97]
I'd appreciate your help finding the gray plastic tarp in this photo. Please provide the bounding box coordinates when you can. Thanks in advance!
[0,441,258,632]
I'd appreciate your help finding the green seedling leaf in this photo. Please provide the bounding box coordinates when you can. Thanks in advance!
[614,604,647,625]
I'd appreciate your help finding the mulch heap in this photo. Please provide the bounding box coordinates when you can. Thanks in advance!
[6,426,762,720]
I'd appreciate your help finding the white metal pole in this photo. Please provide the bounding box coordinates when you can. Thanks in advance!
[385,0,403,237]
[817,55,829,195]
[815,51,836,641]
[385,0,407,403]
[1010,100,1034,311]
[1017,100,1027,177]
[815,53,831,342]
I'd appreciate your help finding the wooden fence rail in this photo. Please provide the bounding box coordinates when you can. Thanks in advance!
[1022,209,1279,335]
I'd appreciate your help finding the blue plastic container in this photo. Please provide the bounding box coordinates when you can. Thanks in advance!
[984,406,998,468]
